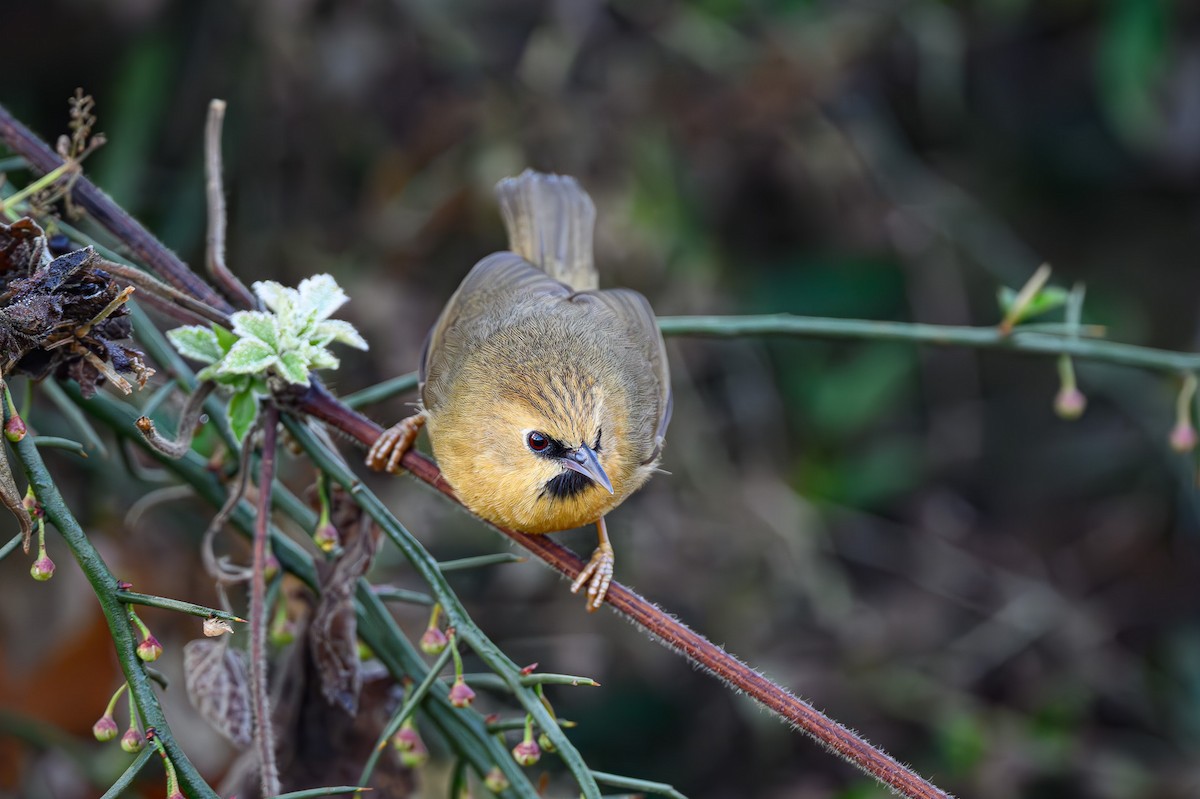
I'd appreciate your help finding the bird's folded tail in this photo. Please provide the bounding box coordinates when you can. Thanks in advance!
[495,169,598,291]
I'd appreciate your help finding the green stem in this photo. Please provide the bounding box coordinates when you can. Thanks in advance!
[342,372,420,409]
[438,553,525,572]
[590,770,689,799]
[103,681,129,719]
[117,590,246,623]
[6,412,219,797]
[30,436,89,457]
[0,531,21,561]
[273,788,370,798]
[358,646,453,787]
[97,747,155,799]
[373,585,434,606]
[0,160,73,217]
[655,314,1200,372]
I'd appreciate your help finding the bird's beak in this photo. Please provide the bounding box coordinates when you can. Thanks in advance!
[558,444,614,494]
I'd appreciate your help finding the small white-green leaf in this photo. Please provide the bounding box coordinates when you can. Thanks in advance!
[315,319,368,351]
[168,326,223,364]
[230,311,280,350]
[227,390,259,443]
[218,338,277,375]
[277,351,311,385]
[297,274,348,321]
[307,348,339,371]
[251,280,296,316]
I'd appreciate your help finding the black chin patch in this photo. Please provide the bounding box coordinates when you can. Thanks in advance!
[543,469,593,499]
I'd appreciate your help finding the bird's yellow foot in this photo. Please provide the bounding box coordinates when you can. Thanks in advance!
[570,517,614,612]
[365,413,426,474]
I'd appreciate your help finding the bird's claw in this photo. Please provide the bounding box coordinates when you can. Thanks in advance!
[570,544,614,612]
[365,413,426,474]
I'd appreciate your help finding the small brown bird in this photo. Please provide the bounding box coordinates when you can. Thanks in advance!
[367,170,671,610]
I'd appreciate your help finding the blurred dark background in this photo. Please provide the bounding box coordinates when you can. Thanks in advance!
[3,1,1200,797]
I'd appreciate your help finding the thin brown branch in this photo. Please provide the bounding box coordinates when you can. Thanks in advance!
[251,404,280,796]
[204,100,256,310]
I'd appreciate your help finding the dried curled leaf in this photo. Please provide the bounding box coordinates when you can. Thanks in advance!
[184,638,253,747]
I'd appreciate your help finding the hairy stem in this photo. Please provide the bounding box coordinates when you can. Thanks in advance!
[251,404,280,797]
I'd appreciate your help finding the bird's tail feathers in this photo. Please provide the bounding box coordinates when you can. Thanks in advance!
[495,170,598,291]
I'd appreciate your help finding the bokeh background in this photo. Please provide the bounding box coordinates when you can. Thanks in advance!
[3,1,1200,797]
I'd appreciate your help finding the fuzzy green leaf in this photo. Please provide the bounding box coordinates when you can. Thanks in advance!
[231,311,280,350]
[297,274,348,321]
[167,326,223,364]
[277,351,311,385]
[218,338,277,375]
[315,319,368,351]
[252,280,294,316]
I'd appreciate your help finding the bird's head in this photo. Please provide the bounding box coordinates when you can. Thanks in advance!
[431,365,639,534]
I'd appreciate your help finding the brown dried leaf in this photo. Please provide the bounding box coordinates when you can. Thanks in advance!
[183,637,253,747]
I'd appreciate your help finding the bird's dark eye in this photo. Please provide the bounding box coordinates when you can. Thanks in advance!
[526,431,550,452]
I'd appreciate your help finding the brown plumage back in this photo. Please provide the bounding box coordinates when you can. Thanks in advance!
[495,170,598,291]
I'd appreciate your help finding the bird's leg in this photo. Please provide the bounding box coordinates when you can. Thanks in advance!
[570,516,614,612]
[365,412,427,474]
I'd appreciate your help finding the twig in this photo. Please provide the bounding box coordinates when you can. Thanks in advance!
[204,99,256,309]
[116,589,247,623]
[251,404,280,797]
[656,314,1200,373]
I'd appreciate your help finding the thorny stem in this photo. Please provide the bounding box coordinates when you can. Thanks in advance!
[116,589,247,623]
[656,315,1200,373]
[4,410,219,797]
[252,404,281,797]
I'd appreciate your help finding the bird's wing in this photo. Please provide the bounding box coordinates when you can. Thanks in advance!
[420,251,571,412]
[588,288,673,463]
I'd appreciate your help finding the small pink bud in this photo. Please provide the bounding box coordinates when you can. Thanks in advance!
[168,793,185,799]
[92,715,119,742]
[448,678,476,708]
[484,767,510,792]
[419,626,448,655]
[314,523,340,553]
[120,727,145,753]
[5,414,26,442]
[392,721,421,752]
[137,635,163,662]
[399,736,429,767]
[263,553,280,581]
[1054,387,1087,420]
[30,556,55,581]
[537,732,556,753]
[511,738,541,766]
[1170,421,1198,453]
